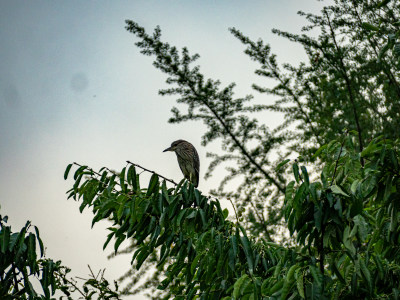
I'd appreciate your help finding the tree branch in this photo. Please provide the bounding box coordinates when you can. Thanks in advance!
[186,81,286,193]
[325,11,365,167]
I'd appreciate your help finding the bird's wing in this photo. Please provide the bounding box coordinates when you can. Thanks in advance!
[177,155,189,179]
[193,148,200,187]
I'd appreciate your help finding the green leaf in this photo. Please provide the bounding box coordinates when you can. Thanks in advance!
[73,173,83,194]
[149,225,160,246]
[276,159,290,171]
[157,278,171,290]
[119,167,126,193]
[228,248,235,271]
[373,254,384,280]
[186,210,197,219]
[199,209,207,229]
[343,226,356,256]
[359,257,372,293]
[1,226,10,253]
[222,208,229,219]
[394,42,400,57]
[285,181,295,204]
[361,141,379,157]
[231,235,238,257]
[295,269,305,298]
[350,179,360,196]
[350,198,363,217]
[353,215,367,241]
[286,264,298,281]
[103,232,115,250]
[73,165,87,180]
[127,165,138,191]
[309,265,321,286]
[330,258,345,284]
[383,175,393,202]
[314,204,322,231]
[378,42,390,63]
[293,162,300,183]
[136,246,151,269]
[377,0,390,8]
[313,144,327,158]
[233,274,250,299]
[361,22,379,31]
[146,174,159,196]
[64,163,73,180]
[240,235,254,275]
[309,182,318,202]
[281,272,294,300]
[273,258,283,278]
[176,208,187,227]
[191,253,202,275]
[114,235,126,253]
[28,233,36,263]
[331,185,349,197]
[161,181,169,205]
[269,278,284,295]
[34,226,44,257]
[301,166,309,187]
[389,149,399,169]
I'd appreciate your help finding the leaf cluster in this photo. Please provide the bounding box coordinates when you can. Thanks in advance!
[0,214,66,299]
[0,213,120,299]
[285,133,400,298]
[66,132,400,299]
[65,163,300,299]
[123,0,400,249]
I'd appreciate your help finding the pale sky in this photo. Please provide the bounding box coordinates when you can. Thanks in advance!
[0,1,326,298]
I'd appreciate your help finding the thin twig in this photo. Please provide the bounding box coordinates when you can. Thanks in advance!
[228,198,240,225]
[62,277,87,298]
[330,134,347,187]
[249,201,273,242]
[126,160,178,186]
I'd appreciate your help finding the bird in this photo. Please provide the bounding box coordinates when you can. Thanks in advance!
[163,140,200,187]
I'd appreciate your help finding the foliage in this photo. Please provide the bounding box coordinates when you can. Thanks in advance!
[123,0,400,247]
[64,266,121,300]
[285,133,400,298]
[124,18,287,242]
[0,214,120,299]
[63,0,400,298]
[0,214,67,299]
[65,133,400,298]
[65,162,291,299]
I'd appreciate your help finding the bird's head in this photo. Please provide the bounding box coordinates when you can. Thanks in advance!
[163,140,186,153]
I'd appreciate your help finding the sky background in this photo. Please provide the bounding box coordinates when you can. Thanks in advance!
[0,1,326,298]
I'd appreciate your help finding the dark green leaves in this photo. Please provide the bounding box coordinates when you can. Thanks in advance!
[0,215,70,299]
[64,130,400,298]
[293,162,301,183]
[240,233,254,275]
[127,165,138,191]
[123,6,400,296]
[65,162,295,299]
[301,166,309,187]
[64,163,73,180]
[146,174,159,196]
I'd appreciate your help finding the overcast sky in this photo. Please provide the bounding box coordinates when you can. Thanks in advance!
[0,1,326,298]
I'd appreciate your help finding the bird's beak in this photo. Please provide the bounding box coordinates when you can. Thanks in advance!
[163,146,173,152]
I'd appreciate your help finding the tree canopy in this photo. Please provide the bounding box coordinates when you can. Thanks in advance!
[2,0,400,299]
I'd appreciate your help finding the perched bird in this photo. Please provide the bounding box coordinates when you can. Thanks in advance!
[163,140,200,187]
